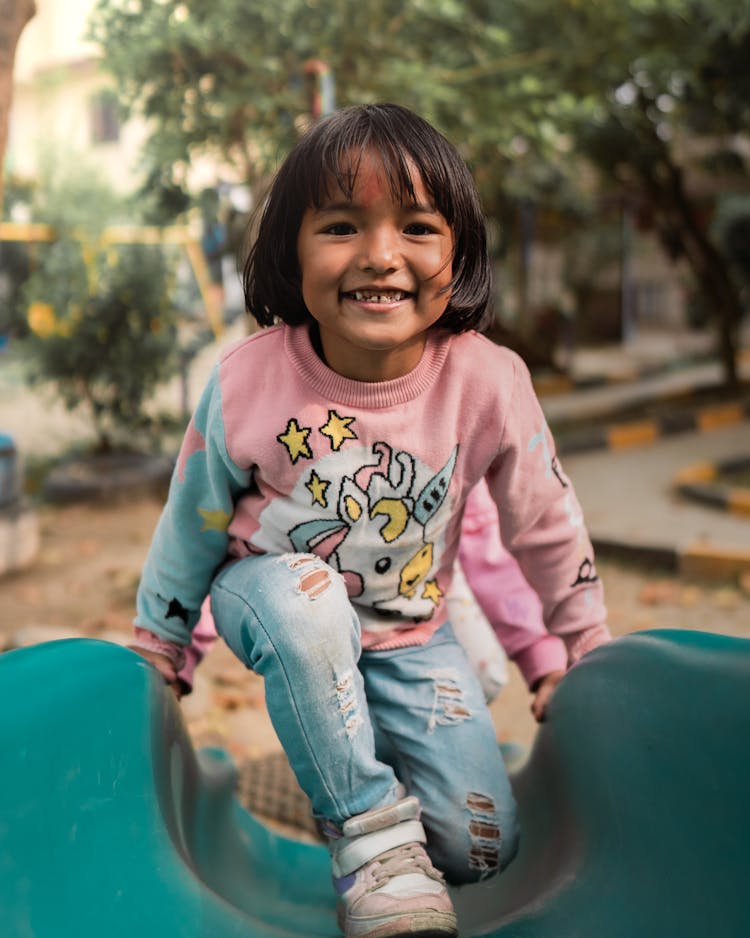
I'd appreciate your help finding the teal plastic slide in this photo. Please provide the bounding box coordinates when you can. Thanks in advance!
[1,630,748,936]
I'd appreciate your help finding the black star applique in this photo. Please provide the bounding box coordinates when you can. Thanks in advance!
[165,597,189,624]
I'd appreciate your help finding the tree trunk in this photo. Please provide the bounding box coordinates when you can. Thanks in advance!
[0,0,36,211]
[635,93,742,389]
[655,161,741,388]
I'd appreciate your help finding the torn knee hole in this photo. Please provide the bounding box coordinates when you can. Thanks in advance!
[469,820,501,840]
[467,792,501,875]
[287,554,317,570]
[284,555,332,599]
[335,670,363,739]
[298,567,331,598]
[427,668,472,732]
[466,793,495,814]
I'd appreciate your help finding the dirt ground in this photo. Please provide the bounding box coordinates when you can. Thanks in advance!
[2,492,749,770]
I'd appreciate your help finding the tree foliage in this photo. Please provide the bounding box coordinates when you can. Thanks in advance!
[21,163,181,451]
[89,0,750,383]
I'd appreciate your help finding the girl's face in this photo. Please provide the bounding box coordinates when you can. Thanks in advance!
[296,150,454,382]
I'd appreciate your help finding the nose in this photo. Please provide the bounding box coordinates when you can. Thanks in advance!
[358,225,400,273]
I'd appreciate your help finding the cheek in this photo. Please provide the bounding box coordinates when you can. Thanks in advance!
[420,249,454,293]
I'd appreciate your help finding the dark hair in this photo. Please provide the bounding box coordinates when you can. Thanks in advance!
[243,104,492,333]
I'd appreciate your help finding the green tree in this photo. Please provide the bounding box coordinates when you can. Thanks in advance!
[22,162,181,451]
[498,0,750,385]
[89,0,750,384]
[86,0,527,194]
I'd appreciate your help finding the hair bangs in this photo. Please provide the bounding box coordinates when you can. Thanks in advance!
[306,123,421,212]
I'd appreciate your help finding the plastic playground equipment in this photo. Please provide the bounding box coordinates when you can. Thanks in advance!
[1,629,749,937]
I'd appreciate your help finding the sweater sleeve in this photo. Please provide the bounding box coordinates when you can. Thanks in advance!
[485,354,611,665]
[134,365,251,646]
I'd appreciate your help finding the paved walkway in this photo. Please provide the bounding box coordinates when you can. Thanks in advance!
[536,329,750,575]
[558,419,750,576]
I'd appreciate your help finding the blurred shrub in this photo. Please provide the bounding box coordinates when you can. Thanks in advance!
[0,178,35,339]
[20,164,180,452]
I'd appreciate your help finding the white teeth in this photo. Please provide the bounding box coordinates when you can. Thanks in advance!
[351,291,408,303]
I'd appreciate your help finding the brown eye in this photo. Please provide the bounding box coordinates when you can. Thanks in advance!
[404,223,432,235]
[324,222,356,236]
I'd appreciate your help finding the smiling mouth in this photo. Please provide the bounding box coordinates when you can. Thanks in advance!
[342,289,413,304]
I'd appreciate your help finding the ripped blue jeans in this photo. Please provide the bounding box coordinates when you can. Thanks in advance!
[210,552,520,884]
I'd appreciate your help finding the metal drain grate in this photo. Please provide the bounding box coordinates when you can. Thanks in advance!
[236,751,322,840]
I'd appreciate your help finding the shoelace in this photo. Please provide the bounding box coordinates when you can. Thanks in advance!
[368,843,446,890]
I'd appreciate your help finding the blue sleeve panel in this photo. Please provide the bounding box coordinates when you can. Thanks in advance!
[135,365,251,645]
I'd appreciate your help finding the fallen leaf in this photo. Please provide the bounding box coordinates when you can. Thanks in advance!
[638,580,679,606]
[679,586,704,607]
[12,585,43,605]
[712,588,740,610]
[213,687,257,711]
[75,539,100,557]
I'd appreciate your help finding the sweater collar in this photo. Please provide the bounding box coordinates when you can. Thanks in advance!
[285,324,452,408]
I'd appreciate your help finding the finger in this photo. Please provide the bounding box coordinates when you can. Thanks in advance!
[531,688,551,723]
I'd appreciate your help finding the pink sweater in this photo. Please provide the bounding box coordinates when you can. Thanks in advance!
[135,324,608,671]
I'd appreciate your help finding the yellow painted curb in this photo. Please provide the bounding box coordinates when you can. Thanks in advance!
[697,403,745,431]
[673,462,717,485]
[727,489,750,517]
[607,421,659,450]
[680,545,750,578]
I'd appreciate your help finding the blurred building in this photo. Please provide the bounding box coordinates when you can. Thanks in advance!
[8,0,148,194]
[8,0,232,197]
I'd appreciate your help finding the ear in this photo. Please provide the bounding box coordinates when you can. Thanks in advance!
[289,518,347,553]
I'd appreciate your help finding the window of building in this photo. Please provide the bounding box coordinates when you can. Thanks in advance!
[90,89,121,144]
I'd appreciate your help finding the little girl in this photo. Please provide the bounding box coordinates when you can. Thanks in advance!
[132,103,610,938]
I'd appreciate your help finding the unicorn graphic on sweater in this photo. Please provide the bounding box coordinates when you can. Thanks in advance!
[276,441,458,620]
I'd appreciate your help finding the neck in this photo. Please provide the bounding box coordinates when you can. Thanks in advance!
[311,324,429,383]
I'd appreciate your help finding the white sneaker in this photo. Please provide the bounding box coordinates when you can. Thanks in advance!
[326,796,457,938]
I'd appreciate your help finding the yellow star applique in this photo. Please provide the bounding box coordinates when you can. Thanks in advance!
[277,418,313,463]
[306,470,330,508]
[320,409,357,451]
[198,507,232,532]
[421,579,443,606]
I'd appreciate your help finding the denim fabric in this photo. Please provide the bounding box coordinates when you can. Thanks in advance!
[210,551,520,884]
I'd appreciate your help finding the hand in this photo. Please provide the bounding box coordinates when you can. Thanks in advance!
[530,670,565,723]
[127,645,184,700]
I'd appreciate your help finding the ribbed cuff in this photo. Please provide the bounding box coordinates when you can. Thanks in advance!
[512,634,569,690]
[131,627,186,673]
[566,624,612,665]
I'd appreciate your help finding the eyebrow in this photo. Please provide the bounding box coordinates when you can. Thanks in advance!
[314,200,439,216]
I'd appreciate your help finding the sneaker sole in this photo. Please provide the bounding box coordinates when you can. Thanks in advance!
[342,910,458,938]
